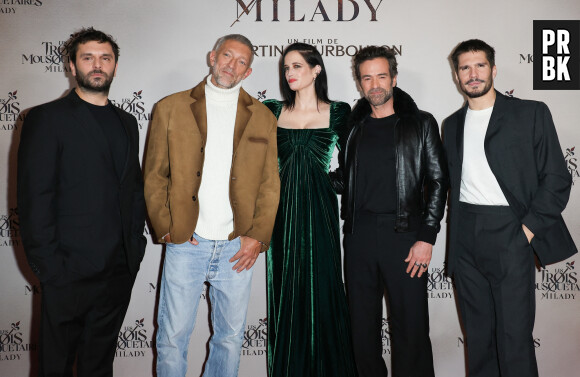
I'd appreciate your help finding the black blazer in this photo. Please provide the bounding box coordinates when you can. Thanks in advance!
[17,89,147,285]
[443,91,577,274]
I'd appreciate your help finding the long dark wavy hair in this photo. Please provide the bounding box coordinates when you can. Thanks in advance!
[280,43,331,110]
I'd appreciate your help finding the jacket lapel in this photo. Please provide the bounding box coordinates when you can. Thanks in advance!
[233,88,252,153]
[484,90,506,148]
[113,107,132,182]
[189,82,207,143]
[483,90,510,198]
[455,103,468,168]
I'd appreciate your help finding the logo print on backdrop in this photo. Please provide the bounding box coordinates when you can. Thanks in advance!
[533,20,580,90]
[241,317,267,356]
[0,91,23,130]
[565,146,579,185]
[427,266,454,299]
[536,260,578,300]
[0,0,42,14]
[22,40,69,73]
[0,321,36,361]
[110,90,151,130]
[143,223,151,236]
[251,38,402,58]
[24,284,41,296]
[231,0,384,26]
[0,208,20,247]
[147,281,208,298]
[381,317,391,355]
[257,89,267,101]
[504,89,515,98]
[116,318,153,358]
[519,53,533,64]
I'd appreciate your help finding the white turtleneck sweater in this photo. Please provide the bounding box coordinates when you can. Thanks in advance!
[195,76,242,240]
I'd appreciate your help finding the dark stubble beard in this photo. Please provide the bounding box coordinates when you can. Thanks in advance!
[75,69,114,94]
[461,78,493,99]
[365,87,393,107]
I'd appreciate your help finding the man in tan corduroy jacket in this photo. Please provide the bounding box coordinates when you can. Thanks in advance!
[143,34,279,377]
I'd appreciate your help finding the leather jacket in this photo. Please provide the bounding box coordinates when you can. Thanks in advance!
[334,87,448,244]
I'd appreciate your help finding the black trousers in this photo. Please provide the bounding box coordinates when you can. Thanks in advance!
[39,265,134,377]
[454,203,538,377]
[344,212,434,377]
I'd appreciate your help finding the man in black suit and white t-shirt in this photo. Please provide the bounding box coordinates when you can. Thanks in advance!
[443,39,577,377]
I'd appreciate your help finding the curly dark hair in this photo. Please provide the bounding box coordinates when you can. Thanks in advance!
[451,39,495,72]
[63,27,119,64]
[353,45,398,82]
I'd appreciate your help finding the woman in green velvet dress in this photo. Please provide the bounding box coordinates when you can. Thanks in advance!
[263,43,357,377]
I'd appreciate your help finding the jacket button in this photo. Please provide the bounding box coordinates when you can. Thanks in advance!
[196,171,201,177]
[200,147,204,153]
[232,176,237,180]
[192,196,197,201]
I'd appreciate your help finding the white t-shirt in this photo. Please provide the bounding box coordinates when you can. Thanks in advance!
[459,106,509,206]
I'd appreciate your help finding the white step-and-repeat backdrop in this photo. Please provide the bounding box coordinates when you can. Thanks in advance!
[1,1,579,376]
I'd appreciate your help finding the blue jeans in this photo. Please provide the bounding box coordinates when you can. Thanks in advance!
[156,234,254,377]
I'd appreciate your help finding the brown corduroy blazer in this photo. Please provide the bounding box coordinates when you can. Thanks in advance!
[144,80,280,251]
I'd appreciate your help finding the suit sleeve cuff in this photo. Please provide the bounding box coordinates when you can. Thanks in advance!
[417,224,438,245]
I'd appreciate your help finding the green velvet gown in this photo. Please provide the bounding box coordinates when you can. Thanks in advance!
[264,99,357,377]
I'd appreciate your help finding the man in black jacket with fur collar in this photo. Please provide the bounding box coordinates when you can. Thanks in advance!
[338,46,448,377]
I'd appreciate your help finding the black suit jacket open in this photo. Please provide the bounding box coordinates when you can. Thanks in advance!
[17,89,146,285]
[443,91,577,274]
